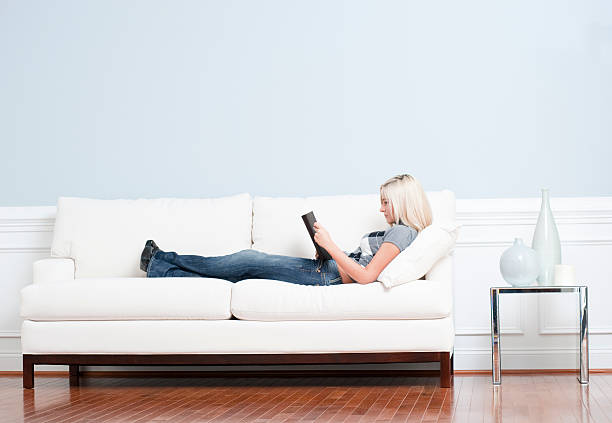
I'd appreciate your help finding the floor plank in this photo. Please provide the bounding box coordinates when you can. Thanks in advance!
[1,373,611,422]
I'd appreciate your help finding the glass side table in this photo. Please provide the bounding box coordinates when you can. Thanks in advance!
[490,285,589,385]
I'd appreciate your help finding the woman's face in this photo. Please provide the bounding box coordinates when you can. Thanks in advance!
[380,197,395,224]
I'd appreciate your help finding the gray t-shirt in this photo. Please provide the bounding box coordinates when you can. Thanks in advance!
[346,223,418,267]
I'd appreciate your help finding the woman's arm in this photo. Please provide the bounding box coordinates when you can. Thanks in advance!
[313,222,401,284]
[327,243,400,284]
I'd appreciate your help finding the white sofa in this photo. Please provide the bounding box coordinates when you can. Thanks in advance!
[20,191,457,388]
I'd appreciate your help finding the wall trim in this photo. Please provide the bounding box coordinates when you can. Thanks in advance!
[0,248,50,253]
[455,327,523,336]
[457,239,612,248]
[538,326,612,335]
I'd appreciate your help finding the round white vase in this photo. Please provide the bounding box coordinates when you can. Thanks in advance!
[500,238,539,287]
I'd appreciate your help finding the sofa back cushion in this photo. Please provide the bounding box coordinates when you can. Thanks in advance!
[51,193,253,278]
[251,190,456,259]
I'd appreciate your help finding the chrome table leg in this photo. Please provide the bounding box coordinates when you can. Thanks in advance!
[578,286,589,384]
[490,287,501,385]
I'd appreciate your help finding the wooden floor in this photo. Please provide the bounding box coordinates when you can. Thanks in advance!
[1,373,612,422]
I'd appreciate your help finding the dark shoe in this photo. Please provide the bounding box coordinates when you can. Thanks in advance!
[140,240,160,272]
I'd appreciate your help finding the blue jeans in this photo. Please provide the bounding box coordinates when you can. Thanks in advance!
[147,249,344,286]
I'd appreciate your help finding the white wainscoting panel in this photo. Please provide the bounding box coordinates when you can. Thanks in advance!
[1,197,611,372]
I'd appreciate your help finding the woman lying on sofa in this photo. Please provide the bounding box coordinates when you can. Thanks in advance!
[141,174,433,286]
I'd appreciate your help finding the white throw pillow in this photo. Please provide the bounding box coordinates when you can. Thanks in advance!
[377,222,461,288]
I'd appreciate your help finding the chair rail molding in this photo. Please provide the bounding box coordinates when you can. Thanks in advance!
[1,197,611,371]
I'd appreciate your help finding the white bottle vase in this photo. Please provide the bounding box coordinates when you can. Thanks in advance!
[531,188,561,285]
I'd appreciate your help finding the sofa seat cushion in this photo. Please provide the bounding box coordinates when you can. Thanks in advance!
[20,278,233,320]
[231,279,451,321]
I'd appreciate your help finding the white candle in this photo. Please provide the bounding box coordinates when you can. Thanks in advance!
[554,264,576,286]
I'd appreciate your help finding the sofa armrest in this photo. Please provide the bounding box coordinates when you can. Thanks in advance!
[33,258,75,284]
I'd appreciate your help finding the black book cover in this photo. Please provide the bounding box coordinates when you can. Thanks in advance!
[301,211,333,261]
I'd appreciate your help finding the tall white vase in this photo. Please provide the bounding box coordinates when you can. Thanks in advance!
[531,188,561,285]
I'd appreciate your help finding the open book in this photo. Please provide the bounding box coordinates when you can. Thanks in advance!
[301,211,333,261]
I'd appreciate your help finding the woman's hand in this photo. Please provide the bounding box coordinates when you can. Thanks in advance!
[313,221,334,251]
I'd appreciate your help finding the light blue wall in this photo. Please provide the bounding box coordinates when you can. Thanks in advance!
[1,0,611,206]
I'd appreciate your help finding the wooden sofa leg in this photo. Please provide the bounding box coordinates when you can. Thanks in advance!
[69,364,80,386]
[440,352,453,388]
[23,355,34,389]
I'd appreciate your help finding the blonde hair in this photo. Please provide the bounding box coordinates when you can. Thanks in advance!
[380,174,433,232]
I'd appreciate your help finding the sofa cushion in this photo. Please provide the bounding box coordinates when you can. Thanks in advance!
[251,190,455,259]
[50,193,252,278]
[230,279,451,321]
[20,278,233,320]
